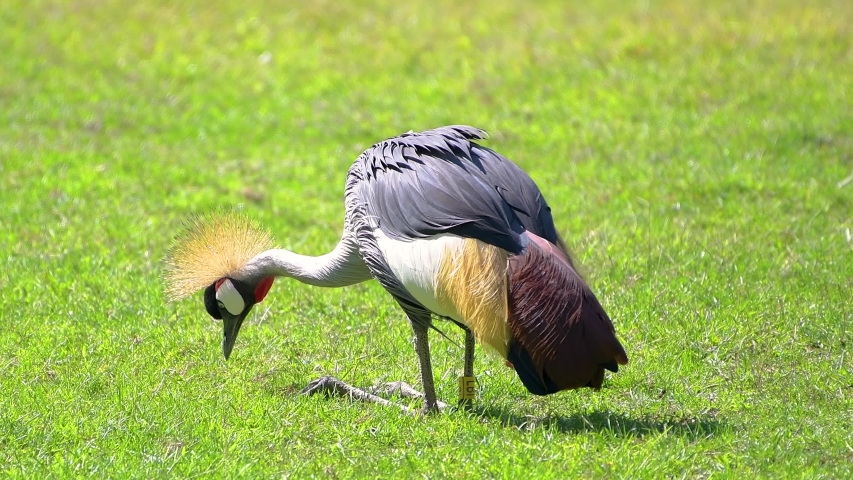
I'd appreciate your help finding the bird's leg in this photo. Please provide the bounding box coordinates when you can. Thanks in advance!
[300,313,447,414]
[410,319,440,414]
[463,327,475,377]
[459,327,476,409]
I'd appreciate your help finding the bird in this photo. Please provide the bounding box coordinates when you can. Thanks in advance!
[164,125,628,414]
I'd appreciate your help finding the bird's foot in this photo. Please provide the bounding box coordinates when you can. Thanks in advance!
[369,381,449,411]
[301,376,445,414]
[300,375,352,398]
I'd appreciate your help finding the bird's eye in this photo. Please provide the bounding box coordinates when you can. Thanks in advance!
[217,301,226,310]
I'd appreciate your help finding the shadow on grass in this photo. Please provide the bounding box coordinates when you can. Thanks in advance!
[282,378,724,439]
[467,405,725,438]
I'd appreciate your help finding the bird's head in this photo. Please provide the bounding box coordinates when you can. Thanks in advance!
[164,211,276,359]
[202,275,274,359]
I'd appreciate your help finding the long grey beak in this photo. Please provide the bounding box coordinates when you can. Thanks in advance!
[222,309,251,360]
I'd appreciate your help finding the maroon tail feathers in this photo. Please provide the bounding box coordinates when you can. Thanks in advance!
[506,233,628,396]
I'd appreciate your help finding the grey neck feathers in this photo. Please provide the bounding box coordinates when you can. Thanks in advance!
[239,230,372,287]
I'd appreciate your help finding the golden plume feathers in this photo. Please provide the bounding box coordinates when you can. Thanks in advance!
[163,210,275,301]
[435,238,511,357]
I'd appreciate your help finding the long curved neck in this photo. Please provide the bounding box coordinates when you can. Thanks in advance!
[242,230,372,287]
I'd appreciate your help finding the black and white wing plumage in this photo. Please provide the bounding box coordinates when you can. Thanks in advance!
[342,126,626,396]
[348,125,564,255]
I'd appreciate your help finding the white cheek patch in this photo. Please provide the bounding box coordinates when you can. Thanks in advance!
[215,279,245,316]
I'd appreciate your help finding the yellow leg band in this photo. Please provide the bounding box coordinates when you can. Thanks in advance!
[458,376,476,401]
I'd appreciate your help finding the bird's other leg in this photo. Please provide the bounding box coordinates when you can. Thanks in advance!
[463,327,475,377]
[460,327,476,409]
[410,318,440,414]
[302,311,447,414]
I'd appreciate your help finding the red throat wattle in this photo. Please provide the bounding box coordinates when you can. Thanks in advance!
[254,277,275,302]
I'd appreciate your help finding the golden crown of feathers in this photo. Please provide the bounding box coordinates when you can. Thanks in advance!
[163,211,275,301]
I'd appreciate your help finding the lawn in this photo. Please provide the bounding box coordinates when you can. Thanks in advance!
[2,0,852,477]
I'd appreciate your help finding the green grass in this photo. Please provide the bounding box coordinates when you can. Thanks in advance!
[2,0,852,477]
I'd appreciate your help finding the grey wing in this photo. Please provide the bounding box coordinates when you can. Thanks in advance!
[353,125,562,255]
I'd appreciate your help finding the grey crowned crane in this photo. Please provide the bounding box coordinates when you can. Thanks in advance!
[164,125,628,414]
